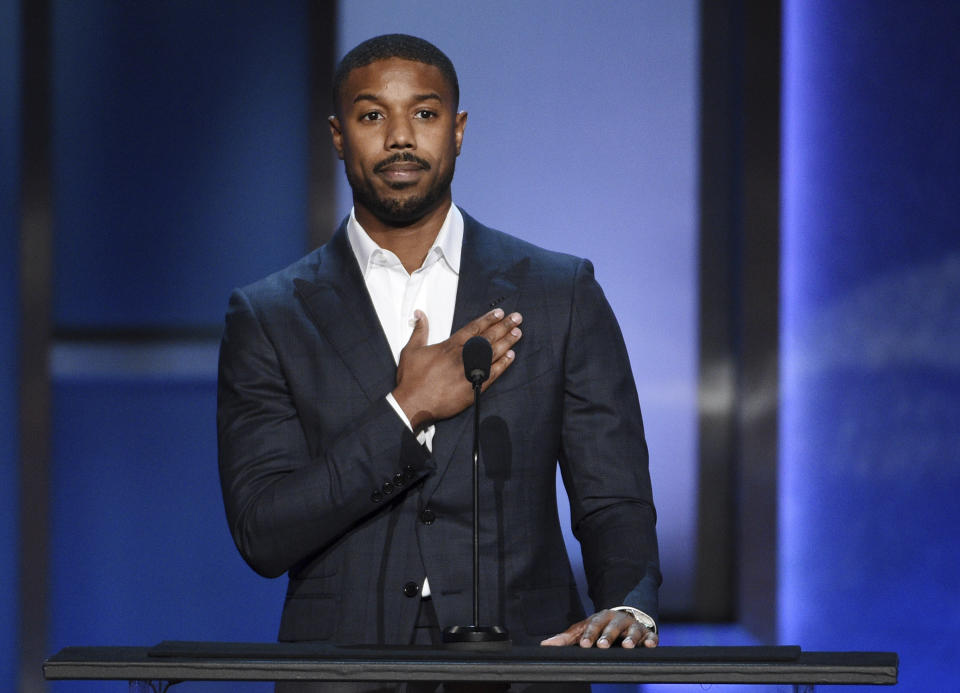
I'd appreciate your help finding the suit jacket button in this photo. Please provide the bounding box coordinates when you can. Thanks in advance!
[382,481,394,495]
[393,472,405,487]
[371,490,383,503]
[419,509,436,525]
[402,581,420,598]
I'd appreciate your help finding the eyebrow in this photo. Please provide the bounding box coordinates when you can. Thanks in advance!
[352,92,444,105]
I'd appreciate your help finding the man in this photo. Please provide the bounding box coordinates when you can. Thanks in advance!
[218,32,660,680]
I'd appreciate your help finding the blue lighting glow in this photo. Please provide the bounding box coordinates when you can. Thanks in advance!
[781,2,960,690]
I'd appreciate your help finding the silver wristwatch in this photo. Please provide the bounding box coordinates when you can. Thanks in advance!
[610,606,657,633]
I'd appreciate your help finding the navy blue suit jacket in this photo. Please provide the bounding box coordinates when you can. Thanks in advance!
[217,211,660,645]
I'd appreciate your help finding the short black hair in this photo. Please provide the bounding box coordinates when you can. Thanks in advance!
[332,34,460,114]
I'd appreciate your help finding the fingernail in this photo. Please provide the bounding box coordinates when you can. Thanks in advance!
[511,313,522,324]
[511,327,521,337]
[506,350,515,359]
[623,638,634,647]
[492,308,504,319]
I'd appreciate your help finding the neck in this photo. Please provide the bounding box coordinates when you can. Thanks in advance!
[355,197,451,274]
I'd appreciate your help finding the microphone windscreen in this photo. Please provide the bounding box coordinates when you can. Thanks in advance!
[463,336,493,384]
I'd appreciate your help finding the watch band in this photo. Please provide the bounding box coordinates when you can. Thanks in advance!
[610,606,657,633]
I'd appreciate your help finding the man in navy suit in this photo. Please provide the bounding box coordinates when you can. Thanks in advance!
[218,34,661,669]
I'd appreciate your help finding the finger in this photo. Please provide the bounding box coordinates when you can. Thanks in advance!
[487,320,522,361]
[540,619,587,647]
[578,613,614,648]
[539,632,577,647]
[643,631,659,648]
[481,349,515,391]
[595,613,635,649]
[405,310,429,348]
[620,622,647,649]
[480,311,523,351]
[452,308,506,343]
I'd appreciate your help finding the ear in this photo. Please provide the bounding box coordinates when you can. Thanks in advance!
[328,115,345,160]
[454,110,468,156]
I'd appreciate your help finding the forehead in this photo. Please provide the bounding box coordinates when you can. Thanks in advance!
[340,58,455,109]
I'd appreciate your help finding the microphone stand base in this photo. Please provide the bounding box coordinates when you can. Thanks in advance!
[441,625,511,650]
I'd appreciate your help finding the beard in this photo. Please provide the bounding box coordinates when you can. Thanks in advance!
[347,158,455,226]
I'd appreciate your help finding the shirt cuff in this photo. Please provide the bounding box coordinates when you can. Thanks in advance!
[385,394,434,450]
[386,392,413,430]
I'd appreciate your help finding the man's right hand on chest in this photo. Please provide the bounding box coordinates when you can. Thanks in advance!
[392,307,522,431]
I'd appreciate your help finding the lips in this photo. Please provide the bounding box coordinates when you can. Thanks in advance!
[380,168,423,187]
[374,154,431,174]
[380,162,423,173]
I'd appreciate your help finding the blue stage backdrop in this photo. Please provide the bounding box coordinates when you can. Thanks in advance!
[1,2,21,691]
[781,1,960,691]
[46,2,310,692]
[9,1,957,692]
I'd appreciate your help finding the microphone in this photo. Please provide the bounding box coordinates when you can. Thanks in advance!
[463,336,492,386]
[442,336,510,649]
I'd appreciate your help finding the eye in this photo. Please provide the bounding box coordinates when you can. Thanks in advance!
[360,111,383,122]
[414,109,438,119]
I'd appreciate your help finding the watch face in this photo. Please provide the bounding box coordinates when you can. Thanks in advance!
[613,607,656,631]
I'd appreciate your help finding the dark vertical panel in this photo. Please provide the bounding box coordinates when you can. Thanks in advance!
[308,0,339,248]
[1,1,22,690]
[695,0,739,622]
[737,0,781,644]
[696,0,780,638]
[19,1,52,692]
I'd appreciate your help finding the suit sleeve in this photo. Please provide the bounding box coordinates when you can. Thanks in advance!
[558,259,662,620]
[217,287,433,578]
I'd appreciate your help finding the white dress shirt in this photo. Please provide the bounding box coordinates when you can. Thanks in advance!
[346,203,464,598]
[346,204,462,365]
[345,203,462,448]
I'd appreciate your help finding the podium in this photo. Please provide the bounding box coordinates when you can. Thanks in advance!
[44,642,897,692]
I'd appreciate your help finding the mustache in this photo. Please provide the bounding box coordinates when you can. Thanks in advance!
[373,152,431,173]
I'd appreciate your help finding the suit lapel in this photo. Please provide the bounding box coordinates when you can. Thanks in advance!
[293,225,397,402]
[422,212,528,502]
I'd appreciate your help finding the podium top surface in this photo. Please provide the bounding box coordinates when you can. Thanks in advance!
[43,642,898,685]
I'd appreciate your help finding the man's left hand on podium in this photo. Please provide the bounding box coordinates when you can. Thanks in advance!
[539,609,659,649]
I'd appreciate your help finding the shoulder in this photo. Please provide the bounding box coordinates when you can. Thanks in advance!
[230,223,352,311]
[234,249,322,304]
[460,209,587,279]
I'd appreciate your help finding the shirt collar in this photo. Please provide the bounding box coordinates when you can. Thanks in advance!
[346,204,463,277]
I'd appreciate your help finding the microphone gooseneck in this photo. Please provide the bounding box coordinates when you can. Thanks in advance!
[441,336,510,649]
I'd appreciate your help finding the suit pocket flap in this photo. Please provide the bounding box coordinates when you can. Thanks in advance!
[286,572,339,599]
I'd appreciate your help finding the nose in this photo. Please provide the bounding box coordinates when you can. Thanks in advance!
[385,116,415,150]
